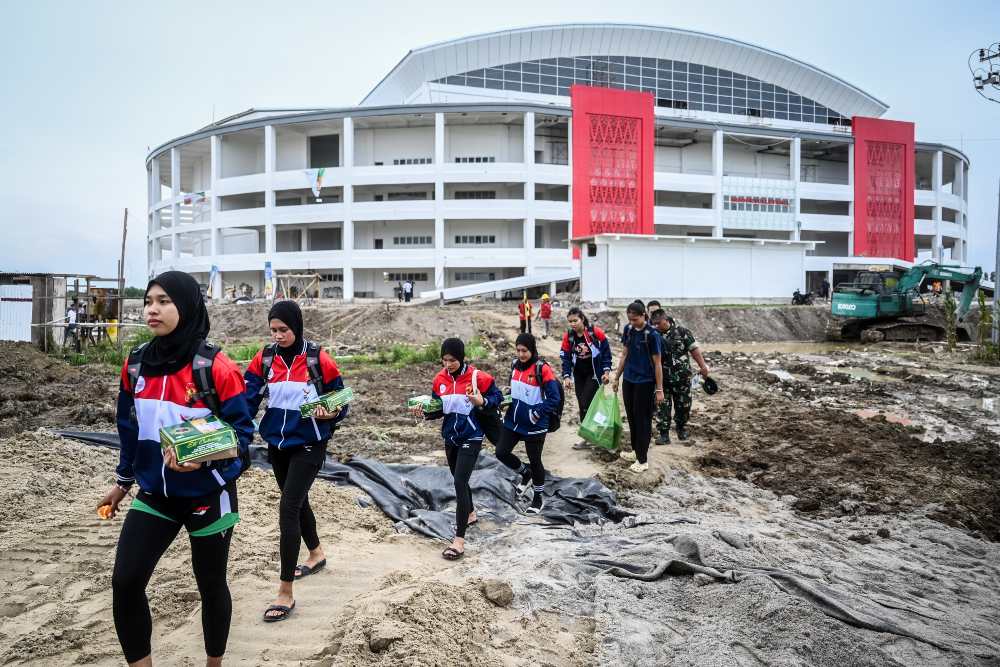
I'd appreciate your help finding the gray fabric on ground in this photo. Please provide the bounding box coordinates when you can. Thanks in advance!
[56,431,630,541]
[468,467,1000,666]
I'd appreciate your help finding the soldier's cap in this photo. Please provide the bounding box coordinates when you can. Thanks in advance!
[703,376,719,395]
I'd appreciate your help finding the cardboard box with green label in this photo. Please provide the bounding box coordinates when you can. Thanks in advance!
[300,387,355,418]
[160,415,239,464]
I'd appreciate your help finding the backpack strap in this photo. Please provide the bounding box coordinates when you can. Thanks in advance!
[261,343,277,380]
[304,341,324,396]
[535,359,547,400]
[191,340,222,416]
[125,342,149,394]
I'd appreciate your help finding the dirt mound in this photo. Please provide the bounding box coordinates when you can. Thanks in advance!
[319,579,503,666]
[0,342,116,438]
[693,350,1000,540]
[208,302,478,351]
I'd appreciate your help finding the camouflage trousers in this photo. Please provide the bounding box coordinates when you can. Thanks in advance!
[656,379,692,436]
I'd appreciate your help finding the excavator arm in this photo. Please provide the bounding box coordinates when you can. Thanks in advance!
[898,262,983,320]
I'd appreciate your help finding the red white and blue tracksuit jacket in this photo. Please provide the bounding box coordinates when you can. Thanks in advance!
[559,326,613,380]
[427,363,502,445]
[504,361,562,436]
[116,353,254,498]
[243,343,348,448]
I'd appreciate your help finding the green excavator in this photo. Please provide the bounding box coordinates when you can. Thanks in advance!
[828,261,983,342]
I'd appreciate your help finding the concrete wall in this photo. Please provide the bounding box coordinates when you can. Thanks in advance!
[654,142,712,174]
[276,130,309,171]
[445,124,523,162]
[354,221,435,249]
[580,237,807,304]
[354,126,434,166]
[353,268,434,297]
[221,133,264,178]
[444,220,523,248]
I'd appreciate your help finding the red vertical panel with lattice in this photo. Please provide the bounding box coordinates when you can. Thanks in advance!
[852,117,915,260]
[571,85,654,244]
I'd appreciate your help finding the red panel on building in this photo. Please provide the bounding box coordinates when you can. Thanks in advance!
[571,85,655,242]
[852,116,915,260]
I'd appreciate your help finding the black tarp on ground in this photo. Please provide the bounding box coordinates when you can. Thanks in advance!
[57,431,630,540]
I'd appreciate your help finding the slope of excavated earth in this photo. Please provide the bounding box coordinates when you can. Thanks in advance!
[690,347,1000,541]
[0,342,116,438]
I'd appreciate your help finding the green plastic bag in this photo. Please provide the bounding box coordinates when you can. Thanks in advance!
[578,385,623,450]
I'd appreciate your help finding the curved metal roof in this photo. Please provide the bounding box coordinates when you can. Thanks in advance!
[361,23,888,118]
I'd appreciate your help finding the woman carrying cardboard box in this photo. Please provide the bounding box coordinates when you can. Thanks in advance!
[243,300,349,622]
[96,271,255,667]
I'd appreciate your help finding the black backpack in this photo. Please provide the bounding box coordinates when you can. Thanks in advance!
[259,341,324,398]
[508,358,564,433]
[127,340,223,415]
[126,340,250,471]
[470,368,504,447]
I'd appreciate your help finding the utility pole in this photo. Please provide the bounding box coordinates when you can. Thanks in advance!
[994,180,999,345]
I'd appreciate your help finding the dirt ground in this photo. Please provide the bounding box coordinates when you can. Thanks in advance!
[1,299,999,665]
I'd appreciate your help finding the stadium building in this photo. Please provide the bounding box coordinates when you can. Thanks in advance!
[145,24,970,302]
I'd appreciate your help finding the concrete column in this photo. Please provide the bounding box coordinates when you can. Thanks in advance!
[791,136,801,241]
[342,117,355,302]
[433,113,445,291]
[712,129,724,237]
[847,141,854,188]
[523,112,535,166]
[210,135,221,217]
[300,227,308,252]
[566,116,572,203]
[954,156,964,199]
[265,125,276,173]
[265,225,276,255]
[150,162,160,206]
[170,148,180,197]
[933,150,943,261]
[434,112,444,165]
[523,112,536,275]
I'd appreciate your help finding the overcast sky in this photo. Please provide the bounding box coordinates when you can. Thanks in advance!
[1,0,997,285]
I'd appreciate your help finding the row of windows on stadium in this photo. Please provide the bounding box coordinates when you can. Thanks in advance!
[392,157,497,165]
[241,191,851,214]
[315,272,440,283]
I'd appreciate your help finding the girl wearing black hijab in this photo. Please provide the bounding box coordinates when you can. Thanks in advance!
[410,337,502,559]
[494,333,562,514]
[243,300,349,622]
[97,271,254,667]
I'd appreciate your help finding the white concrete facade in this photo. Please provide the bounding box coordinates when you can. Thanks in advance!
[579,235,816,304]
[146,24,971,300]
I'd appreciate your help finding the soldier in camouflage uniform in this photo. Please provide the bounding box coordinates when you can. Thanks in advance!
[650,309,710,444]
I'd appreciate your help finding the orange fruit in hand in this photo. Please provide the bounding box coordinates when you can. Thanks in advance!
[97,504,113,520]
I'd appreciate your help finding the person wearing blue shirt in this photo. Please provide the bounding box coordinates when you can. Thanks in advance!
[611,301,663,473]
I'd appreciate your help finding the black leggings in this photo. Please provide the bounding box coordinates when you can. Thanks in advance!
[622,380,656,464]
[269,443,325,582]
[446,440,482,538]
[573,365,600,420]
[112,506,233,662]
[495,427,546,487]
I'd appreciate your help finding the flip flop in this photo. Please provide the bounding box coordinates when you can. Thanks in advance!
[262,601,296,623]
[294,559,327,580]
[442,546,465,560]
[467,518,479,527]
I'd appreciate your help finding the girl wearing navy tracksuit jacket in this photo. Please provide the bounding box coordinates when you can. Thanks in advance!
[98,271,254,666]
[243,300,348,622]
[559,307,613,450]
[496,333,562,514]
[411,337,502,560]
